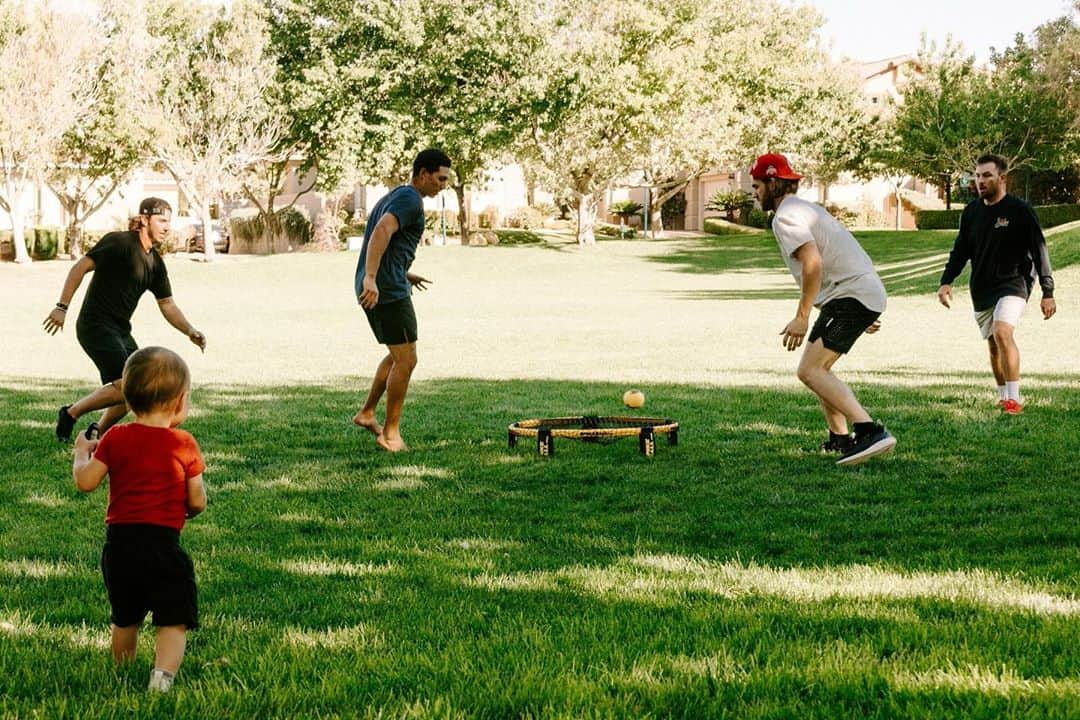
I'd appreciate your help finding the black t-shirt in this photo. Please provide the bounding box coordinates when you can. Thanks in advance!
[940,194,1054,312]
[77,231,172,334]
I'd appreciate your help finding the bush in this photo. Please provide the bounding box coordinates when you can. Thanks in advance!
[594,221,636,239]
[706,189,754,221]
[917,203,1080,230]
[822,203,858,228]
[492,229,544,245]
[0,227,62,260]
[915,209,962,230]
[1034,204,1080,228]
[477,205,499,229]
[746,208,772,229]
[532,202,558,221]
[703,217,760,235]
[424,209,459,235]
[338,219,367,243]
[502,206,545,230]
[230,207,312,249]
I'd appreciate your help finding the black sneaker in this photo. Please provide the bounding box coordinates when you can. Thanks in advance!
[56,406,76,442]
[821,434,853,454]
[837,423,896,466]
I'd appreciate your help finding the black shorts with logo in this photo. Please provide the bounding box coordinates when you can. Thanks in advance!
[101,524,199,629]
[364,297,418,346]
[808,297,881,354]
[77,322,137,385]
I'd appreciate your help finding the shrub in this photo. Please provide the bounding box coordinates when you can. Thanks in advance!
[477,205,499,229]
[746,208,772,229]
[706,189,754,221]
[230,207,312,250]
[1034,204,1080,228]
[661,192,687,227]
[424,209,459,235]
[492,229,544,245]
[0,227,62,260]
[532,202,558,221]
[609,200,644,221]
[703,217,760,235]
[502,206,545,230]
[822,203,858,228]
[594,221,636,239]
[338,219,367,243]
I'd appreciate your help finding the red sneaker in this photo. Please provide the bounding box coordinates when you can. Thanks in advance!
[1001,399,1024,415]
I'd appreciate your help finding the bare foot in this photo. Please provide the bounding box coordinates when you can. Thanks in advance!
[376,433,408,452]
[352,411,383,436]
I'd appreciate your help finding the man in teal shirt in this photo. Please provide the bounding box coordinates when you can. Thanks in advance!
[353,148,451,452]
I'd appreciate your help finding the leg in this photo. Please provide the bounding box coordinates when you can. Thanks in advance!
[987,336,1007,386]
[797,340,872,426]
[377,342,418,452]
[98,399,130,433]
[353,354,392,436]
[991,322,1020,382]
[814,352,849,434]
[68,381,125,420]
[111,624,139,663]
[153,625,187,675]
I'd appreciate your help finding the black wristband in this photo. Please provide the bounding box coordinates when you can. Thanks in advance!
[55,302,68,311]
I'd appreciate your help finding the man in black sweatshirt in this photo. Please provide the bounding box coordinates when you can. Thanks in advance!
[937,154,1056,414]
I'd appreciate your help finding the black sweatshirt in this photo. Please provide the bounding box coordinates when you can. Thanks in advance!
[939,194,1055,312]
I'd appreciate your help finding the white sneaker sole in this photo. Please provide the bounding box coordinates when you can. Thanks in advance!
[836,435,897,466]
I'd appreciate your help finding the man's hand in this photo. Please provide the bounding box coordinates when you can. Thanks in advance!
[407,273,431,291]
[780,316,809,352]
[43,307,66,335]
[188,329,206,352]
[1041,297,1057,320]
[359,275,379,309]
[937,284,953,308]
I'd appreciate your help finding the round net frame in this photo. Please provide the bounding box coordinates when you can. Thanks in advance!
[507,416,679,457]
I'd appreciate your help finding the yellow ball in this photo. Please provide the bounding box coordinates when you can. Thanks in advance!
[623,389,645,409]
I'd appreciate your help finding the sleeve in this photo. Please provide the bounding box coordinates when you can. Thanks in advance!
[772,208,814,257]
[939,207,972,286]
[384,191,425,231]
[92,429,113,468]
[182,434,206,478]
[85,232,120,265]
[1024,205,1054,299]
[150,254,173,300]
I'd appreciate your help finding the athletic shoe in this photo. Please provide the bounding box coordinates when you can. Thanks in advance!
[820,434,853,454]
[55,406,76,442]
[1001,399,1024,415]
[837,424,896,466]
[997,399,1008,409]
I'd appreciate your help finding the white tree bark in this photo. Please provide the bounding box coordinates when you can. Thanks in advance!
[576,192,597,246]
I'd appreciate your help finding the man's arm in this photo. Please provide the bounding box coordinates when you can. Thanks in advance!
[358,213,401,309]
[157,298,206,351]
[780,242,822,351]
[43,256,96,335]
[938,211,971,307]
[1025,207,1056,319]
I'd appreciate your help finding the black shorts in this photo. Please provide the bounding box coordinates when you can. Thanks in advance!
[364,297,418,346]
[808,297,881,354]
[77,326,137,384]
[101,524,198,629]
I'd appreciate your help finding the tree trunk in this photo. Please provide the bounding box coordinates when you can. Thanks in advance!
[66,218,84,260]
[454,184,470,245]
[10,191,31,264]
[575,192,597,246]
[894,186,902,230]
[199,200,216,261]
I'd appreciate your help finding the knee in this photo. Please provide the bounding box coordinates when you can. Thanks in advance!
[991,324,1014,346]
[796,363,820,387]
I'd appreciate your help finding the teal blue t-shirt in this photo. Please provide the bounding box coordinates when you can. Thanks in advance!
[354,185,425,303]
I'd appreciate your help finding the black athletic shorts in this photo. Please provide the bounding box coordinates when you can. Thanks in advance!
[101,524,199,629]
[808,297,881,354]
[364,297,418,346]
[77,324,137,385]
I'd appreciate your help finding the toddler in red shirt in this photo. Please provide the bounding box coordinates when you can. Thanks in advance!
[73,346,207,693]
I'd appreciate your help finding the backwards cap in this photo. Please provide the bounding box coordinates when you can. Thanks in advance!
[749,153,802,181]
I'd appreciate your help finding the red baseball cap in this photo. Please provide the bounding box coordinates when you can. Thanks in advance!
[749,153,802,180]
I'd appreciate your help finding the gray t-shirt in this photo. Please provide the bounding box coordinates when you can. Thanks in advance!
[354,185,426,304]
[772,196,887,312]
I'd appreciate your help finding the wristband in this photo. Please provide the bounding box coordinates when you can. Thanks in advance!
[55,302,68,312]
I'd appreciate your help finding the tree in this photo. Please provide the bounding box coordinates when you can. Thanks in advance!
[0,3,96,263]
[150,0,283,259]
[44,0,156,259]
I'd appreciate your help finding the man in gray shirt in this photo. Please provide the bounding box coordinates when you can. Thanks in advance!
[750,153,896,466]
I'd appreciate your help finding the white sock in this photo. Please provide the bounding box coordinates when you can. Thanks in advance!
[148,668,174,692]
[1005,381,1021,402]
[997,385,1007,401]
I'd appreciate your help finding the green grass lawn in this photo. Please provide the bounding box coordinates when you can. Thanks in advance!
[1,228,1078,718]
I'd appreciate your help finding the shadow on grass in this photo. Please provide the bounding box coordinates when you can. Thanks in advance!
[2,374,1078,716]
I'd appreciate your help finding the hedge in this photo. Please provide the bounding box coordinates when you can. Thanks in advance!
[0,227,63,260]
[917,203,1080,230]
[703,217,762,236]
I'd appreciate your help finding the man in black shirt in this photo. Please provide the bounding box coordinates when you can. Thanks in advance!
[42,198,207,440]
[937,154,1056,414]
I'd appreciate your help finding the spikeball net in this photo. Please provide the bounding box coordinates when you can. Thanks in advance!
[507,416,679,457]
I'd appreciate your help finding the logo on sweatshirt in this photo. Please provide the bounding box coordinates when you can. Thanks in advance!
[994,217,1010,229]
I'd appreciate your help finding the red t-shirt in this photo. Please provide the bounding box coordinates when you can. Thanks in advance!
[93,423,205,531]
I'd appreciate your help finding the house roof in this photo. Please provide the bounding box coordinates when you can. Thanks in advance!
[848,54,921,81]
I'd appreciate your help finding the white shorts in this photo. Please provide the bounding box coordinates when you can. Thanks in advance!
[974,295,1027,339]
